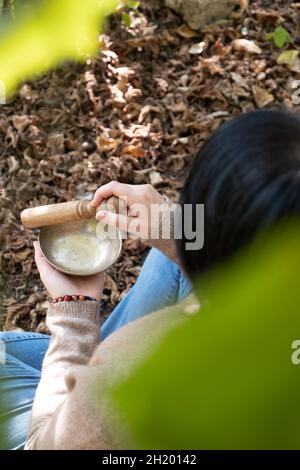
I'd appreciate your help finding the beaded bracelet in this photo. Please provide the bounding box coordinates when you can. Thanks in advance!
[52,295,98,304]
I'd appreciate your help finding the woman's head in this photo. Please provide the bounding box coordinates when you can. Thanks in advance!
[178,109,300,279]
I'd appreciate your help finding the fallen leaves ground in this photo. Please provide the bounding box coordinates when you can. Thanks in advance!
[0,0,299,332]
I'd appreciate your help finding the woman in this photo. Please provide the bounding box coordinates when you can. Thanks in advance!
[1,109,300,449]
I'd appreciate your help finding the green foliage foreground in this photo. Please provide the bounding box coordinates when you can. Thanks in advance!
[0,0,119,96]
[112,222,300,449]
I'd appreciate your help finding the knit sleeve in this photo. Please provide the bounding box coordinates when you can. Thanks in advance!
[25,301,101,449]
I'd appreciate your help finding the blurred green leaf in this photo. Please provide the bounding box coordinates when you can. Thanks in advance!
[112,222,300,449]
[123,1,140,9]
[266,25,292,49]
[0,0,119,96]
[122,11,131,28]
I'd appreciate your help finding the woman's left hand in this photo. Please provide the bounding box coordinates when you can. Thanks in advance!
[33,241,104,301]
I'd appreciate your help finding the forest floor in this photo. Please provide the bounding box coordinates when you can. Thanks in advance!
[0,0,299,332]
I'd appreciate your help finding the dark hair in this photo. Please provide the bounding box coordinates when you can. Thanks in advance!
[178,109,300,279]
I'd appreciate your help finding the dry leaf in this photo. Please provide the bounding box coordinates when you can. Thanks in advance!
[239,0,249,11]
[96,135,118,152]
[121,144,146,158]
[8,155,20,174]
[103,273,119,304]
[232,39,262,55]
[47,133,65,155]
[150,170,163,186]
[170,102,189,113]
[254,8,283,24]
[123,238,147,255]
[138,105,161,124]
[12,115,31,132]
[277,50,300,73]
[201,57,223,75]
[252,85,274,108]
[12,248,32,262]
[176,24,198,39]
[5,303,31,329]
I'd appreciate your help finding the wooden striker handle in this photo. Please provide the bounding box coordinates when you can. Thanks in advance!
[21,196,125,229]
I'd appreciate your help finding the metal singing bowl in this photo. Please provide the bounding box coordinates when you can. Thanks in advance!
[39,219,122,276]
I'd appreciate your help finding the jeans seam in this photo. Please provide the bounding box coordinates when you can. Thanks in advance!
[178,276,193,302]
[0,336,49,343]
[165,266,181,305]
[2,353,42,376]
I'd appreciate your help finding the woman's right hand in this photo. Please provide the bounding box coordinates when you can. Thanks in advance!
[92,182,166,239]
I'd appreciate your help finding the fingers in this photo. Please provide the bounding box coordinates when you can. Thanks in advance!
[33,241,55,275]
[96,210,137,233]
[92,181,133,208]
[33,240,45,263]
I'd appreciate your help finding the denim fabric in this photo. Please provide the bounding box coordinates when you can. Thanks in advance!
[0,248,192,449]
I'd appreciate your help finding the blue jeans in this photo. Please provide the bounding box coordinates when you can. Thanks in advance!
[0,248,192,450]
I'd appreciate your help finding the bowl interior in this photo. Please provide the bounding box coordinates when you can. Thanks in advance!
[39,219,122,276]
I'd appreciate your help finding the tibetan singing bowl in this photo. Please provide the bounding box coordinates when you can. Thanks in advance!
[39,219,122,276]
[21,197,124,276]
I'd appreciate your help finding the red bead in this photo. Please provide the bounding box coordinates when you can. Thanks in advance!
[64,295,71,302]
[72,295,78,301]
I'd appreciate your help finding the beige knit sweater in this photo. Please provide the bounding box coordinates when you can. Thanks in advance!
[25,209,197,450]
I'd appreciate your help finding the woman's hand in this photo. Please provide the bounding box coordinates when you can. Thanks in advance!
[92,182,166,239]
[33,242,104,301]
